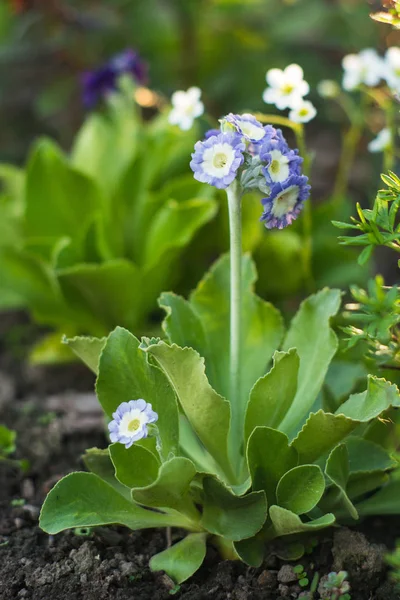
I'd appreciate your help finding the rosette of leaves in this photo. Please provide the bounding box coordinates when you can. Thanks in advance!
[40,257,400,583]
[0,80,217,362]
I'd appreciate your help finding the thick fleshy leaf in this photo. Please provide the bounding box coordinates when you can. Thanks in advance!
[150,533,207,583]
[82,448,131,500]
[324,444,358,520]
[245,350,299,442]
[234,534,265,568]
[336,376,400,421]
[291,410,358,464]
[276,465,325,515]
[96,328,179,458]
[268,505,335,539]
[247,427,298,507]
[39,472,189,534]
[109,443,160,489]
[280,288,341,436]
[201,476,267,541]
[143,340,234,482]
[25,139,101,242]
[357,479,400,516]
[345,437,397,474]
[131,457,199,519]
[63,335,106,374]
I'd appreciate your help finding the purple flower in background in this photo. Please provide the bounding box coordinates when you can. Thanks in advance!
[190,132,245,189]
[261,175,310,229]
[108,399,158,449]
[81,49,147,108]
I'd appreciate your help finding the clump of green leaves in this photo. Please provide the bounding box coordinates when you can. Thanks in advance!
[342,276,400,368]
[40,256,400,583]
[333,171,400,266]
[0,80,217,363]
[294,564,309,588]
[0,424,28,472]
[318,571,351,600]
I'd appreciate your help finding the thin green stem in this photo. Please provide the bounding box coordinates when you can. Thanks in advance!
[226,180,242,408]
[295,124,315,293]
[332,122,363,204]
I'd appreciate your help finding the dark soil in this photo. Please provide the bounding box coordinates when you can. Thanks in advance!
[1,312,400,600]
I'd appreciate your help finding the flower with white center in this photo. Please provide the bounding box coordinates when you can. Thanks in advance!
[223,113,267,142]
[263,64,310,110]
[384,47,400,93]
[289,99,317,123]
[317,80,340,99]
[261,175,310,229]
[368,128,392,153]
[108,399,158,449]
[168,86,204,131]
[261,148,302,184]
[342,49,384,91]
[190,132,245,189]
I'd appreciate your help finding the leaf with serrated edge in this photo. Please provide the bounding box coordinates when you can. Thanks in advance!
[109,443,160,489]
[63,335,106,374]
[267,505,335,540]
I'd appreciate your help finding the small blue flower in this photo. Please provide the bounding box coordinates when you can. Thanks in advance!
[260,175,310,229]
[81,49,147,108]
[108,399,158,449]
[190,132,245,189]
[223,113,267,142]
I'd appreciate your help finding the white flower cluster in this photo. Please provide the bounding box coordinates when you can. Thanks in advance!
[262,64,317,124]
[342,47,400,94]
[168,86,204,131]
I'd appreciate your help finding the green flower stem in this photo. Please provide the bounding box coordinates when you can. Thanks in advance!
[226,180,243,410]
[332,122,363,205]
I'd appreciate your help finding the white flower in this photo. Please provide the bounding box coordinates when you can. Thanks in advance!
[168,86,204,131]
[368,128,392,153]
[342,49,384,91]
[289,99,317,123]
[263,64,310,110]
[317,80,340,99]
[265,149,290,183]
[384,47,400,93]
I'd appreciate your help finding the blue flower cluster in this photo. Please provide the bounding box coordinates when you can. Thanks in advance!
[81,49,147,108]
[190,113,310,229]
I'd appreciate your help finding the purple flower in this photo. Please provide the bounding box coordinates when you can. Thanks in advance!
[223,113,267,142]
[260,175,310,229]
[81,49,147,108]
[190,132,245,189]
[204,128,221,139]
[108,399,158,449]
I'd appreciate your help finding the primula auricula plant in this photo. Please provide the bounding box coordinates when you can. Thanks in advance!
[40,112,400,584]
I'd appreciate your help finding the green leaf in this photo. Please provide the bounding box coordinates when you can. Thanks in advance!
[357,479,400,516]
[280,288,341,436]
[345,437,397,474]
[109,443,160,489]
[268,506,335,539]
[143,341,234,482]
[247,427,298,507]
[234,535,265,567]
[82,448,131,500]
[336,376,400,421]
[0,425,16,456]
[63,335,106,374]
[291,410,357,464]
[150,533,207,583]
[160,254,284,457]
[201,476,267,541]
[25,139,102,243]
[39,472,189,534]
[29,331,77,365]
[245,350,299,441]
[276,465,325,515]
[143,197,217,268]
[131,457,198,518]
[96,328,179,458]
[325,444,358,520]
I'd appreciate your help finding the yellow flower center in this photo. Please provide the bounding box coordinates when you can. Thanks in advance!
[283,83,294,94]
[128,418,141,432]
[270,159,280,173]
[213,153,228,168]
